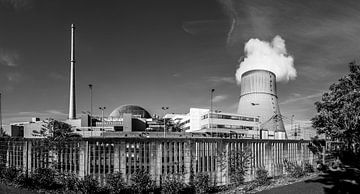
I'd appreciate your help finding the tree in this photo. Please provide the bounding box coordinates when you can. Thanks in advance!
[218,146,252,187]
[308,136,326,162]
[32,119,82,169]
[312,61,360,153]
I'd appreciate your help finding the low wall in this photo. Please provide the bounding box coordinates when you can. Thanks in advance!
[0,137,314,186]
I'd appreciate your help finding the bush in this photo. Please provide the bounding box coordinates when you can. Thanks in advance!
[78,175,100,194]
[256,168,270,185]
[161,174,186,194]
[14,173,35,189]
[106,172,126,194]
[244,181,258,192]
[303,162,314,173]
[1,166,20,182]
[31,167,61,190]
[58,172,82,192]
[130,168,155,193]
[193,172,210,194]
[284,159,305,178]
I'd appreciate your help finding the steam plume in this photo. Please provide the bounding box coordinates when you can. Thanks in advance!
[235,35,296,84]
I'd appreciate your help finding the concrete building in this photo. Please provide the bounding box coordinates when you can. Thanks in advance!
[178,108,260,138]
[4,118,45,138]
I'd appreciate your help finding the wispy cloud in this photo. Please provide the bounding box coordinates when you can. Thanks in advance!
[0,0,33,10]
[6,72,22,82]
[49,72,67,81]
[0,49,20,67]
[213,95,228,103]
[280,92,322,105]
[46,110,67,116]
[207,76,235,84]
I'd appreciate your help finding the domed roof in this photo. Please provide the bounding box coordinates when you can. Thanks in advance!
[109,104,151,118]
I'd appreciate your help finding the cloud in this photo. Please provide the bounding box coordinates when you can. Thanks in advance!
[46,110,67,116]
[235,35,297,84]
[280,92,322,105]
[0,49,20,67]
[207,76,235,84]
[0,0,33,10]
[6,72,22,82]
[213,95,228,103]
[49,72,67,81]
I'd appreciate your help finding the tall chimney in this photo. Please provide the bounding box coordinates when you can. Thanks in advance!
[68,24,76,119]
[237,70,286,137]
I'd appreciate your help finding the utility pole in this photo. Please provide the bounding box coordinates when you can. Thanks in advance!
[291,115,294,139]
[161,107,169,138]
[210,89,214,137]
[99,107,106,131]
[88,84,93,131]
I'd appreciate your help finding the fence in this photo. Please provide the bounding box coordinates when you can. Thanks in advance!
[0,137,314,186]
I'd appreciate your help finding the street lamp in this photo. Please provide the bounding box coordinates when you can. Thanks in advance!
[99,107,106,131]
[161,107,169,138]
[251,103,260,139]
[210,89,215,137]
[88,84,93,131]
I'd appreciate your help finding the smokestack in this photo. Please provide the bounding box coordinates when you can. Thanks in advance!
[68,24,76,120]
[237,70,286,135]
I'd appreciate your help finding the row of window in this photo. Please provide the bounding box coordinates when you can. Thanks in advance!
[201,124,254,130]
[202,113,259,122]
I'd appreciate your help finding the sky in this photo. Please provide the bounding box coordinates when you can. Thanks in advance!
[1,0,360,126]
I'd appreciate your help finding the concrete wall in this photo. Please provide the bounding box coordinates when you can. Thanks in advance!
[2,137,314,186]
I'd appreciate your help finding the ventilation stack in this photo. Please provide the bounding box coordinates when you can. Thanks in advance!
[237,70,286,139]
[68,24,76,120]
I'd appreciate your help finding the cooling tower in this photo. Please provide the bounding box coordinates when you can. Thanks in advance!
[237,70,286,134]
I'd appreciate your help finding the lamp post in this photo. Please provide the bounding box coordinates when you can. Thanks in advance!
[88,84,93,131]
[161,107,169,138]
[291,115,294,139]
[210,89,215,137]
[251,103,260,138]
[99,107,106,131]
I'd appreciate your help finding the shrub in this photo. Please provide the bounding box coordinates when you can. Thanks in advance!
[161,174,186,194]
[303,162,314,173]
[284,159,305,178]
[2,166,20,182]
[244,181,258,192]
[106,171,126,194]
[14,173,35,189]
[58,172,82,192]
[218,148,252,187]
[256,168,270,185]
[193,172,210,194]
[78,175,100,194]
[130,168,155,193]
[31,167,61,190]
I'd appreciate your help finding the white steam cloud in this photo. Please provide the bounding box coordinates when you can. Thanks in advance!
[235,35,296,84]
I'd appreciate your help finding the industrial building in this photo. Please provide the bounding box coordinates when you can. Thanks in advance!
[237,70,286,136]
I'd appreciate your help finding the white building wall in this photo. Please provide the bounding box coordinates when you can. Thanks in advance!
[188,108,208,132]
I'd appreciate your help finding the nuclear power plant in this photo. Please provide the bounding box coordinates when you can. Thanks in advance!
[237,69,286,137]
[2,27,298,141]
